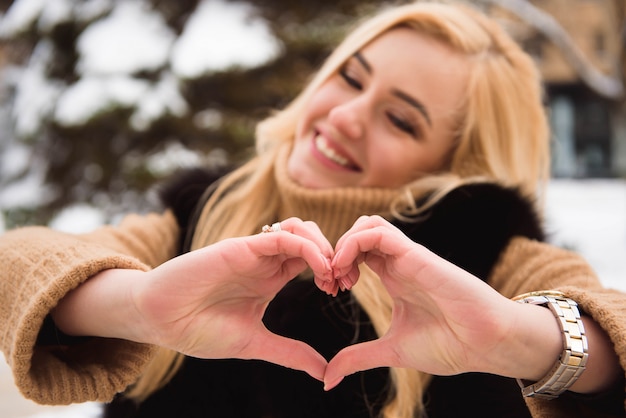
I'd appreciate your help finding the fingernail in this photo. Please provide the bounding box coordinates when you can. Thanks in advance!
[324,281,335,296]
[331,249,343,267]
[321,257,334,282]
[324,376,344,391]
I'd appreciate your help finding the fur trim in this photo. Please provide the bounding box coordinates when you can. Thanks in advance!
[157,167,231,253]
[394,183,544,281]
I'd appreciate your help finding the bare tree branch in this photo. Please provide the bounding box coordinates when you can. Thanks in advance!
[477,0,624,100]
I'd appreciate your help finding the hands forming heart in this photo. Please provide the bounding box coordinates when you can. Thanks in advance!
[135,216,519,391]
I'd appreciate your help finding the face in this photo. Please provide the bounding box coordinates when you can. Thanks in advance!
[287,27,469,189]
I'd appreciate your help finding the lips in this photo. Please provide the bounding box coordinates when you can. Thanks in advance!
[313,134,361,171]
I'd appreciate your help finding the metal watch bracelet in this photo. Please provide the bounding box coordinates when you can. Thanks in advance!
[512,291,588,400]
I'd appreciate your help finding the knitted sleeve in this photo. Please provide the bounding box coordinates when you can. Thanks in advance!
[489,237,626,417]
[0,211,180,405]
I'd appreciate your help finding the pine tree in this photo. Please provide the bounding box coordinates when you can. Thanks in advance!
[0,0,380,229]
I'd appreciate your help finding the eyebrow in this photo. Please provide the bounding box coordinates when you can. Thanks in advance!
[353,52,432,127]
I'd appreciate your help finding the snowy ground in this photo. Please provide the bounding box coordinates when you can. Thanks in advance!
[544,179,626,290]
[0,178,625,417]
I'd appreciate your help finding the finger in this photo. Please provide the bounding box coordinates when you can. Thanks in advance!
[324,338,398,390]
[332,259,360,290]
[244,330,328,382]
[334,224,411,271]
[314,276,339,296]
[315,276,339,296]
[343,261,362,289]
[281,218,334,259]
[250,233,333,280]
[334,215,374,249]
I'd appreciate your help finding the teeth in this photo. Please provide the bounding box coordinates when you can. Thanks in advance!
[315,135,349,167]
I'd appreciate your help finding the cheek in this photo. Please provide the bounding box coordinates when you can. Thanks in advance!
[295,102,319,140]
[371,144,442,185]
[294,117,307,142]
[366,147,417,185]
[301,83,341,123]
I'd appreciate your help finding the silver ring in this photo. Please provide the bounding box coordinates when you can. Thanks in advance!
[261,222,281,233]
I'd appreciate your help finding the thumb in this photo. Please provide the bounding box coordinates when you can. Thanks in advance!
[324,339,395,390]
[245,330,328,382]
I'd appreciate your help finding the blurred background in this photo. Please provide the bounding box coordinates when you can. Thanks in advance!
[0,0,624,229]
[0,0,624,416]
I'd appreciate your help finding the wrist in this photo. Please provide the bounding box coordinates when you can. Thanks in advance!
[510,301,563,381]
[52,269,149,343]
[512,291,589,399]
[568,316,622,394]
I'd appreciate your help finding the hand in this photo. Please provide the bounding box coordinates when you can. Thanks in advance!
[142,217,335,380]
[58,218,334,381]
[325,215,521,389]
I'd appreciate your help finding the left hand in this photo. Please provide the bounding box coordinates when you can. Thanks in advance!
[324,215,519,389]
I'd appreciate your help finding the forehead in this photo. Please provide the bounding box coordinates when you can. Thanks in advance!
[359,27,466,73]
[358,27,469,120]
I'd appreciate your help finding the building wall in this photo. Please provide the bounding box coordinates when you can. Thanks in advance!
[490,0,625,177]
[533,0,621,83]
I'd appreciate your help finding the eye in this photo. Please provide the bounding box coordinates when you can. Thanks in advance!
[339,67,362,90]
[387,112,418,137]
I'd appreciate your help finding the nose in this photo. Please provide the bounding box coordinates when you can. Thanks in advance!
[327,97,367,140]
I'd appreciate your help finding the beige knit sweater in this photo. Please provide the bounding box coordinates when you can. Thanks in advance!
[1,177,625,416]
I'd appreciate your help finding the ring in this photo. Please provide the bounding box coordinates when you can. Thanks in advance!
[261,222,281,233]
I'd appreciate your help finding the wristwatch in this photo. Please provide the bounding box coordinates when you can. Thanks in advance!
[513,290,588,399]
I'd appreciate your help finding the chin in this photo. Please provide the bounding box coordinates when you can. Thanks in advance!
[294,176,324,189]
[291,173,333,189]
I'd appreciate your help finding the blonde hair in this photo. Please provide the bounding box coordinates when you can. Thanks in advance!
[127,1,550,416]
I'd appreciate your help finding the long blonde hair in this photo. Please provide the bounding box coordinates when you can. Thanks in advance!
[127,1,550,416]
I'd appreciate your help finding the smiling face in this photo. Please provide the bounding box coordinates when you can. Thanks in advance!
[287,27,469,189]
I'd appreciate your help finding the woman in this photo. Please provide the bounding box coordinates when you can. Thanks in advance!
[0,1,624,417]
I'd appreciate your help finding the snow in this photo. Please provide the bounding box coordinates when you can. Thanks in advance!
[48,204,106,233]
[36,0,74,32]
[170,0,282,78]
[19,403,102,418]
[545,179,626,290]
[130,72,189,131]
[54,72,188,129]
[76,1,175,76]
[0,141,30,178]
[145,141,205,176]
[0,167,57,210]
[0,0,47,36]
[54,75,147,126]
[1,0,281,133]
[0,0,110,36]
[10,40,62,138]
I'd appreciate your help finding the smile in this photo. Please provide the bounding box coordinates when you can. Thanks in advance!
[314,134,359,170]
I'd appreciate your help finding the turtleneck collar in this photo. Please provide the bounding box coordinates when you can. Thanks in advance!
[274,144,402,245]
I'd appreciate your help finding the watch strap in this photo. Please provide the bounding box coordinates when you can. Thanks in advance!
[513,291,588,400]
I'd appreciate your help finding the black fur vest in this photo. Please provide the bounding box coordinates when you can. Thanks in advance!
[104,169,544,418]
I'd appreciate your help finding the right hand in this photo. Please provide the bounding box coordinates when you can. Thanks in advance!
[56,218,334,381]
